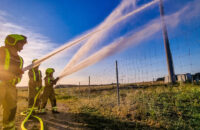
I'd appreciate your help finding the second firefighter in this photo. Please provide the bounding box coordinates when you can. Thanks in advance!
[28,59,42,111]
[40,68,59,114]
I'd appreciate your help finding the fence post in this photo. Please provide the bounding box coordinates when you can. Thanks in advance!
[79,82,81,97]
[89,76,91,99]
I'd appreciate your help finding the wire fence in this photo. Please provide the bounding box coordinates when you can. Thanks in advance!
[63,25,200,86]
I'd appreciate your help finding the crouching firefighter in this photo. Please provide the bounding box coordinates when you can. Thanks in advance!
[28,59,42,112]
[0,34,27,130]
[40,68,59,114]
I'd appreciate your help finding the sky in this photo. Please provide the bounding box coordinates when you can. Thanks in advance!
[0,0,200,86]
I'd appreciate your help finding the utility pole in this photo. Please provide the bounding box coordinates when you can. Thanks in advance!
[116,60,120,106]
[159,0,175,83]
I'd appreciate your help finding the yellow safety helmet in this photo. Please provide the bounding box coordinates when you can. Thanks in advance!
[5,34,27,46]
[46,68,55,75]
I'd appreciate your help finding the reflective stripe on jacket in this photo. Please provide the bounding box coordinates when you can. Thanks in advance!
[3,48,23,85]
[32,69,41,82]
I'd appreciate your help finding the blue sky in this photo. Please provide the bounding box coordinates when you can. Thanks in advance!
[0,0,120,43]
[0,0,200,85]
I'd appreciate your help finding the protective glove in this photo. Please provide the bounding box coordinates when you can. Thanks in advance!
[16,69,24,79]
[53,77,59,85]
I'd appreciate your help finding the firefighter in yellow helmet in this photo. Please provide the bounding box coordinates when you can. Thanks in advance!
[40,68,59,114]
[28,59,42,112]
[0,34,27,129]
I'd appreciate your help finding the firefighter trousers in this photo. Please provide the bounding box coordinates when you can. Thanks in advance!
[28,82,41,109]
[40,88,56,109]
[0,82,17,130]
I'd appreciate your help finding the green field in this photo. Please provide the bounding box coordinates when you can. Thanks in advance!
[1,83,200,129]
[54,84,200,129]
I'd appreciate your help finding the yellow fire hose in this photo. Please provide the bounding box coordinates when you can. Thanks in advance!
[20,87,44,130]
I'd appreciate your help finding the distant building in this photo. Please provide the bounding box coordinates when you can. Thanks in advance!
[163,73,200,83]
[164,75,177,83]
[156,77,164,82]
[164,76,170,83]
[177,73,192,83]
[193,73,200,84]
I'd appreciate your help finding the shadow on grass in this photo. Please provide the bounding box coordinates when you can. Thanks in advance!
[38,111,160,130]
[75,112,161,130]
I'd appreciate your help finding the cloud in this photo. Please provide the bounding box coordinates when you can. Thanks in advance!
[184,0,200,20]
[0,15,56,64]
[165,0,200,28]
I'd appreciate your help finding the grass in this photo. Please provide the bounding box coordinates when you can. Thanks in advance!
[1,83,200,129]
[55,83,200,129]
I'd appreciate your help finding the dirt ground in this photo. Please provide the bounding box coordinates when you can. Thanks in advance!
[0,90,88,130]
[15,102,89,130]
